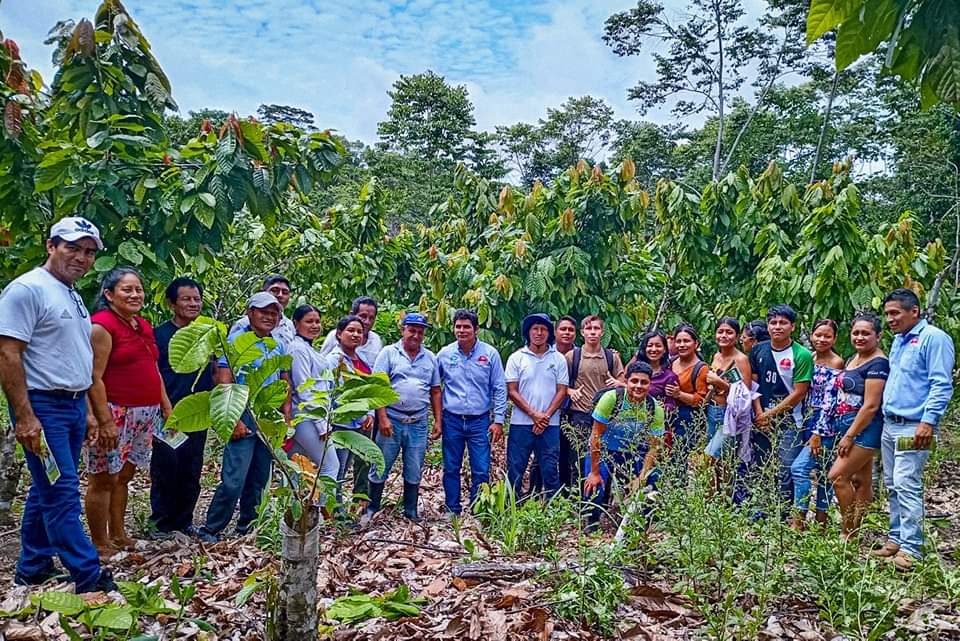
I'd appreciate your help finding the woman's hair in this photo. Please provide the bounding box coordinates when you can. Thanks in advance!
[743,319,770,343]
[673,323,700,344]
[292,304,321,324]
[95,267,142,311]
[851,311,882,334]
[812,318,838,335]
[626,361,653,379]
[716,316,741,335]
[636,331,670,369]
[335,314,363,340]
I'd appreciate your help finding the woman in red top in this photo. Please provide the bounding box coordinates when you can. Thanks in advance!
[85,268,171,557]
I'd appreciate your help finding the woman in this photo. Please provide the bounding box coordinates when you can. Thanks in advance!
[629,331,679,415]
[287,305,340,481]
[85,267,171,557]
[790,319,845,529]
[703,317,752,461]
[827,312,888,540]
[583,362,665,528]
[325,315,375,505]
[740,320,770,353]
[665,324,709,469]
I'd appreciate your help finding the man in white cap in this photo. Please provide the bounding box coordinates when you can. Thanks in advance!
[199,291,292,542]
[0,216,116,592]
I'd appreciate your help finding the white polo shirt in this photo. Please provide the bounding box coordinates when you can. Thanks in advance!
[504,345,569,426]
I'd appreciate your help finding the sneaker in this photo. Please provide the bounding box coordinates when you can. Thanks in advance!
[892,551,915,572]
[197,529,219,544]
[78,569,117,594]
[14,565,68,587]
[870,541,900,558]
[179,525,199,538]
[146,528,174,542]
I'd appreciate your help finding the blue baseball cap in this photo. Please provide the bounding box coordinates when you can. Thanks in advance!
[402,312,431,328]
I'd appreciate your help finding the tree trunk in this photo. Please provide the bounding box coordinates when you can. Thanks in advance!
[711,0,725,181]
[810,70,841,184]
[275,506,321,641]
[926,252,960,321]
[0,423,22,527]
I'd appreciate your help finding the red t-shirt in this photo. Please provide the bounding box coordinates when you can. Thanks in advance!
[92,309,162,407]
[353,356,371,375]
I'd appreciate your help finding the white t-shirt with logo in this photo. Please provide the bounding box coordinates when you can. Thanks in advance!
[504,345,570,426]
[0,267,93,392]
[772,344,802,427]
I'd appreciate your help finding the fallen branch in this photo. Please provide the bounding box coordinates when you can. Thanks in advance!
[451,560,577,581]
[360,537,462,555]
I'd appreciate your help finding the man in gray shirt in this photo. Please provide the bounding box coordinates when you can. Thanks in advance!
[0,217,115,592]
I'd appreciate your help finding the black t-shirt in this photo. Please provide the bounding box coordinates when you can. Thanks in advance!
[836,356,889,416]
[155,319,214,405]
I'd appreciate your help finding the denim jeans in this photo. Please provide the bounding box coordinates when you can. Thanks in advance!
[369,412,429,485]
[201,413,272,536]
[790,434,836,512]
[506,423,561,499]
[704,404,727,458]
[670,405,699,473]
[582,444,656,523]
[777,426,804,510]
[881,418,932,559]
[441,411,491,514]
[733,429,773,507]
[14,392,101,591]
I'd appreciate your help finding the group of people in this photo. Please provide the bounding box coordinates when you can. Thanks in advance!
[0,217,954,595]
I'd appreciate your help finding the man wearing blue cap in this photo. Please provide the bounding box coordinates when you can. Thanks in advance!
[363,312,441,523]
[504,313,569,499]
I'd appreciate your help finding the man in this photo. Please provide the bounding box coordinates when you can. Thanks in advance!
[319,295,384,367]
[564,315,624,489]
[555,316,578,355]
[505,314,569,499]
[873,288,954,570]
[230,275,295,346]
[199,292,292,542]
[149,277,214,538]
[437,309,507,516]
[746,304,813,510]
[364,312,442,523]
[0,217,115,592]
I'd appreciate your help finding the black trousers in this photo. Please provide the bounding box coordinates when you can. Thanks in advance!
[561,411,593,489]
[149,430,207,532]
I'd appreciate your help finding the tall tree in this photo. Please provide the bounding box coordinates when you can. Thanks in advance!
[376,70,476,162]
[257,103,316,130]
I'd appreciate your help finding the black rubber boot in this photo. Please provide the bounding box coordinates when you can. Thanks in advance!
[365,481,385,516]
[403,482,421,522]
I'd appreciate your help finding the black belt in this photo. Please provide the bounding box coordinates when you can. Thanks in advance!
[885,413,915,424]
[443,410,488,421]
[30,389,87,400]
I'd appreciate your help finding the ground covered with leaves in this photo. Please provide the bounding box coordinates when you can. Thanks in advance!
[1,427,959,640]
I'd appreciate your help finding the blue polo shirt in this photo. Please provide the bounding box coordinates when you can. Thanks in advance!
[882,319,955,426]
[373,341,440,417]
[437,339,507,423]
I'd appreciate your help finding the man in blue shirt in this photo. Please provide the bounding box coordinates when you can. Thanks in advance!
[437,309,507,516]
[363,312,441,523]
[199,292,292,542]
[874,288,955,570]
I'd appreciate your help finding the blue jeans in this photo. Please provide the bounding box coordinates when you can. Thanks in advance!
[202,413,272,536]
[670,405,699,472]
[582,445,656,523]
[881,418,932,559]
[734,429,773,506]
[506,423,560,499]
[441,411,491,514]
[777,426,804,510]
[369,412,428,484]
[790,434,836,512]
[704,404,728,458]
[14,392,101,591]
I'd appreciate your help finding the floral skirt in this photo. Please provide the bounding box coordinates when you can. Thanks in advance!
[84,403,160,475]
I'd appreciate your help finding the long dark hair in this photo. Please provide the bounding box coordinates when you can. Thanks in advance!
[636,331,670,369]
[95,267,143,312]
[335,314,363,342]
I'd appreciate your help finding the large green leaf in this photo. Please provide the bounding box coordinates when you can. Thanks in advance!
[331,429,385,476]
[209,384,249,440]
[229,331,268,369]
[331,400,373,424]
[835,0,898,70]
[34,591,85,616]
[88,605,135,630]
[252,379,288,413]
[925,26,960,107]
[243,354,292,393]
[166,392,211,433]
[169,318,222,373]
[806,0,862,45]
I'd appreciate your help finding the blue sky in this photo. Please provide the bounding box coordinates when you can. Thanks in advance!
[0,0,762,143]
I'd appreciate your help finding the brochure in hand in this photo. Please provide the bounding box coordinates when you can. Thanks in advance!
[39,431,61,485]
[155,418,188,450]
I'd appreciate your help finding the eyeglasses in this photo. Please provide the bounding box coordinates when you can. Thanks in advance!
[268,286,290,296]
[69,288,88,319]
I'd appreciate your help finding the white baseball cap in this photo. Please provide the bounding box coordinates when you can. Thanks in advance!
[49,217,104,250]
[247,291,282,311]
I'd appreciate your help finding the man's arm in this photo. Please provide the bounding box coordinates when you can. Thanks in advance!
[489,351,507,441]
[506,381,540,421]
[430,385,443,439]
[280,371,293,423]
[0,337,42,454]
[762,381,810,421]
[917,332,956,447]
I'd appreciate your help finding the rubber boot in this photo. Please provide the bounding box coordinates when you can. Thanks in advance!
[403,482,421,522]
[359,482,385,527]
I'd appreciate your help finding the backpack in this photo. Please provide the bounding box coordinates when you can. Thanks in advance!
[569,346,615,387]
